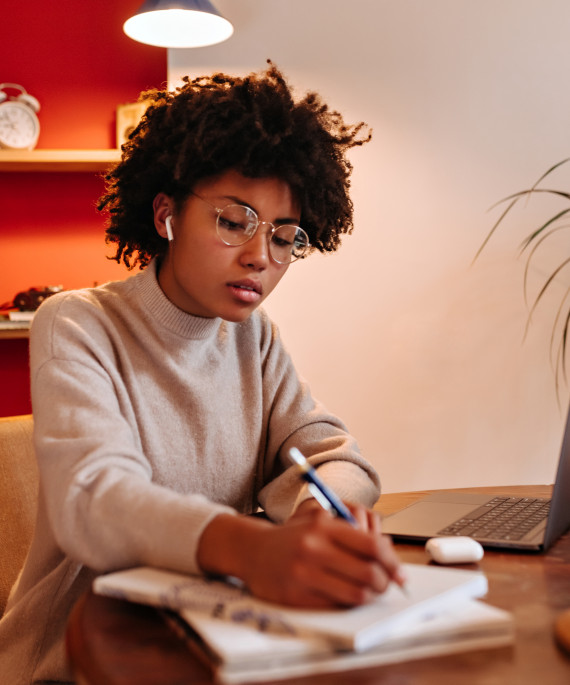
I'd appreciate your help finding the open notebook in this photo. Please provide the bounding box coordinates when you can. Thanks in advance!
[94,564,513,683]
[94,563,488,651]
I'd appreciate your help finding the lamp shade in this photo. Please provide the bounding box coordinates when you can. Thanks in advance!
[124,0,234,48]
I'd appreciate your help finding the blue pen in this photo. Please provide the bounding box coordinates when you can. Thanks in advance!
[289,447,410,597]
[288,447,358,527]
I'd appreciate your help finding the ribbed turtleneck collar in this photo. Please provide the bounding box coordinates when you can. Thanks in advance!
[136,259,222,340]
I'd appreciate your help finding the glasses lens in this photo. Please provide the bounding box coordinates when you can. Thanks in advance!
[217,205,258,246]
[270,225,310,264]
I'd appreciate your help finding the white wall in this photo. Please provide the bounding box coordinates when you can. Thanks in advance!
[169,0,570,492]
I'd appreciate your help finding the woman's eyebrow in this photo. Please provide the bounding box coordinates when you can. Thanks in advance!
[221,194,250,207]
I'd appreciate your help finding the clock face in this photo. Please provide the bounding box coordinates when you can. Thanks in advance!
[0,101,40,150]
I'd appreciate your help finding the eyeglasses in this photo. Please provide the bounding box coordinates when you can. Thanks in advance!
[191,192,311,264]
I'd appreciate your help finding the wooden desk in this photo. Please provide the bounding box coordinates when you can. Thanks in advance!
[66,487,570,684]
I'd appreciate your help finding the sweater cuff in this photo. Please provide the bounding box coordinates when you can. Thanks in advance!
[137,496,238,576]
[262,460,380,523]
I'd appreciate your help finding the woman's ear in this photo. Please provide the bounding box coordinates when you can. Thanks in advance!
[153,193,174,242]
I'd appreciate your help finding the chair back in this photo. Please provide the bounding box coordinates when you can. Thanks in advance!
[0,414,37,616]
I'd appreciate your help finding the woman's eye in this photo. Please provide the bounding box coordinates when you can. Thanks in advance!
[272,236,293,248]
[220,218,246,232]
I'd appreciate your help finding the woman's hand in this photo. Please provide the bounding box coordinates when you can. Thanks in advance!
[197,503,405,609]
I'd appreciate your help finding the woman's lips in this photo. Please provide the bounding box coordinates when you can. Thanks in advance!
[227,279,262,304]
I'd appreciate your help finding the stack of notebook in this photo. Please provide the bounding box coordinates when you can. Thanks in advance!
[94,563,513,683]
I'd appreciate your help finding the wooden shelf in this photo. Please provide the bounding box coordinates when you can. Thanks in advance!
[0,149,121,172]
[0,327,30,340]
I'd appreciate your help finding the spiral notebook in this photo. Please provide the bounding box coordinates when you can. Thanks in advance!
[93,564,512,683]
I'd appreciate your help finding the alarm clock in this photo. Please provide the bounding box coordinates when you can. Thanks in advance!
[0,83,41,150]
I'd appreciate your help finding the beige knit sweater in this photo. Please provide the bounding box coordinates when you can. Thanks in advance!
[0,260,380,684]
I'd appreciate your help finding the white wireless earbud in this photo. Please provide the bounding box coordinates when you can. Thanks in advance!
[165,215,174,242]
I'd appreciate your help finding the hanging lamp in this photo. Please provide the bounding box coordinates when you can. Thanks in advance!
[123,0,234,48]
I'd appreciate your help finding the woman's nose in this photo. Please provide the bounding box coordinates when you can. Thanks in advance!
[239,223,271,270]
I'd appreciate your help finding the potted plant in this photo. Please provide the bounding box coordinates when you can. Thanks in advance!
[475,158,570,398]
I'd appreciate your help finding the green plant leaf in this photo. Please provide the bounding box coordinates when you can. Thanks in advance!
[477,158,570,398]
[520,209,570,252]
[522,224,570,308]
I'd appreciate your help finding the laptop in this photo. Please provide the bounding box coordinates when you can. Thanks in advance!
[381,405,570,551]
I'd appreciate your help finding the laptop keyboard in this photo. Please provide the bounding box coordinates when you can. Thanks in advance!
[437,496,551,541]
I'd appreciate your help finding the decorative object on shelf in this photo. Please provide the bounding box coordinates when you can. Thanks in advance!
[0,286,62,335]
[13,286,63,311]
[116,102,148,148]
[123,0,233,48]
[0,83,41,150]
[475,158,570,395]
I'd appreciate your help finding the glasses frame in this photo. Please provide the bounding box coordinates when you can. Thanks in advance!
[190,192,310,265]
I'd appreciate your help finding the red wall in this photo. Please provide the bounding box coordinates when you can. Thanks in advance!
[0,1,166,416]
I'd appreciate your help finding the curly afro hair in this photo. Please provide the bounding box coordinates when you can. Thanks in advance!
[99,61,371,270]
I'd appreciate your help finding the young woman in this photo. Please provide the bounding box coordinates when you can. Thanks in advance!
[0,63,404,683]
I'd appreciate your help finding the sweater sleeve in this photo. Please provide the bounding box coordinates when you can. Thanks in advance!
[30,294,236,576]
[254,312,381,522]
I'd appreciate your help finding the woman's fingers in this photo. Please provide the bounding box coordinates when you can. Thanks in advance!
[240,503,406,609]
[314,505,406,597]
